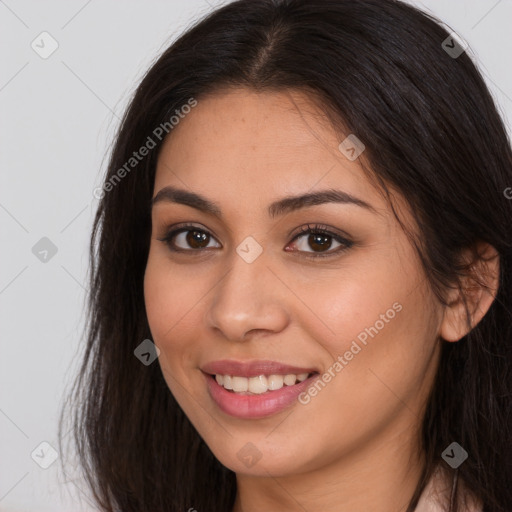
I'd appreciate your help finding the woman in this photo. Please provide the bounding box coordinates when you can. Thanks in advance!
[60,1,512,511]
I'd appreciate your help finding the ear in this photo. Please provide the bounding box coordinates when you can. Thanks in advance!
[440,241,500,342]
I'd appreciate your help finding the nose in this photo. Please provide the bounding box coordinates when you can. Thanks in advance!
[204,249,290,342]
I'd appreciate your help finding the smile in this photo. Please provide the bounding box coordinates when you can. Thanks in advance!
[201,359,320,418]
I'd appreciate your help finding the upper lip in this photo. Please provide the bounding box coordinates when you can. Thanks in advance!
[201,359,319,378]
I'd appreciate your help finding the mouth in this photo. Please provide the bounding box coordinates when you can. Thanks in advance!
[200,360,321,419]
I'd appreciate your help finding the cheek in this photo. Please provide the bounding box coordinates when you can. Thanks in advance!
[143,254,195,359]
[143,257,197,409]
[143,250,224,384]
[289,257,402,355]
[292,248,438,405]
[144,270,172,343]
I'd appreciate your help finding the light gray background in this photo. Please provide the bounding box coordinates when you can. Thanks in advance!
[1,1,511,510]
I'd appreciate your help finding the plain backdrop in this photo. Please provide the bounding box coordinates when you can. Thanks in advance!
[1,1,511,510]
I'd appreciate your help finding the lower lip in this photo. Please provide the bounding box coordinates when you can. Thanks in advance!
[203,372,319,419]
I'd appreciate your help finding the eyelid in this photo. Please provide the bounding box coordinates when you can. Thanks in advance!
[288,223,352,243]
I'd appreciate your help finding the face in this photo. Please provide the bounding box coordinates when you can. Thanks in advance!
[144,87,443,477]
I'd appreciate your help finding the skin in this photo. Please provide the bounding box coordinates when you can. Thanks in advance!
[143,87,498,512]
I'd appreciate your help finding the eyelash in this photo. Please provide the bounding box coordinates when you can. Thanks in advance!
[157,222,354,259]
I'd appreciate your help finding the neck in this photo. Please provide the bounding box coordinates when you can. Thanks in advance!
[231,414,426,512]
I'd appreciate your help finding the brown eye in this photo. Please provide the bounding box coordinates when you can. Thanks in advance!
[288,224,354,258]
[158,226,221,252]
[306,233,334,252]
[292,231,340,253]
[183,229,210,249]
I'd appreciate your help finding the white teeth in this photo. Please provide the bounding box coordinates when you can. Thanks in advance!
[223,375,233,390]
[214,372,311,394]
[267,374,284,390]
[232,376,248,392]
[283,374,296,386]
[248,375,268,394]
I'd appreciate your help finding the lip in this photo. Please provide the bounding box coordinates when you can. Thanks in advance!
[201,359,319,378]
[202,367,320,419]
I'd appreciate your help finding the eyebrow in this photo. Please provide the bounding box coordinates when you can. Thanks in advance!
[151,185,376,218]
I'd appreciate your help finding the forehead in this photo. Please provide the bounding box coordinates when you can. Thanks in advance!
[154,88,384,213]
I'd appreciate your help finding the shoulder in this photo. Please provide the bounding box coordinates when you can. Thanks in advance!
[415,465,483,512]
